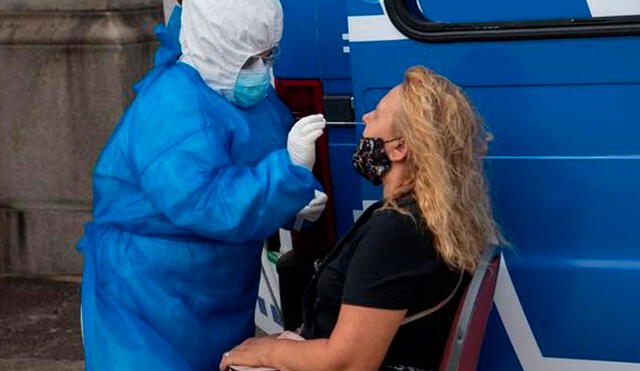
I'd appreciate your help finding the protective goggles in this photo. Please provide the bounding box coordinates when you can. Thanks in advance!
[245,46,280,68]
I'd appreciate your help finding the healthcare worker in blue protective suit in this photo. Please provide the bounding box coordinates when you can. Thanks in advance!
[77,0,328,369]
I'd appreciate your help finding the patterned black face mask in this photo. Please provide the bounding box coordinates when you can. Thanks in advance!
[352,136,402,185]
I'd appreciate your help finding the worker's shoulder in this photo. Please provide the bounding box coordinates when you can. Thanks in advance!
[125,63,241,144]
[139,62,221,115]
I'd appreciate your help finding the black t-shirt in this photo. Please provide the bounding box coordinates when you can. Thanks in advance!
[301,197,468,370]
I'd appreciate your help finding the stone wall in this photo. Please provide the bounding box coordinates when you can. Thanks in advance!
[0,0,163,275]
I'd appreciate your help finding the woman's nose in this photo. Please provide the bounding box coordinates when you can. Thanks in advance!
[362,112,372,125]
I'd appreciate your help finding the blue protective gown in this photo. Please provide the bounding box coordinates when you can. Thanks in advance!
[78,9,315,370]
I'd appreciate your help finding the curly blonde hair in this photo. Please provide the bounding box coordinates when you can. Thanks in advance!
[387,66,503,273]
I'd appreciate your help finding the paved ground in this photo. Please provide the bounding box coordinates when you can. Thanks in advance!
[0,276,84,371]
[0,276,269,371]
[0,359,84,371]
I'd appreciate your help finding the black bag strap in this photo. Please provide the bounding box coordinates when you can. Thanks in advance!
[400,271,464,326]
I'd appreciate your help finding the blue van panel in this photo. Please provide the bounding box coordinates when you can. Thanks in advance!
[276,0,320,78]
[317,0,352,79]
[277,0,352,94]
[507,256,640,362]
[489,157,640,362]
[488,160,640,260]
[417,0,591,23]
[350,0,384,17]
[466,84,640,156]
[328,141,362,237]
[322,80,353,95]
[478,307,524,370]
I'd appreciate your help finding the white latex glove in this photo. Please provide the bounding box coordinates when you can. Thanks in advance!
[287,114,326,170]
[297,190,328,223]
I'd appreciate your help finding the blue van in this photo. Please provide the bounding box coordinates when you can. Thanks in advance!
[164,1,640,369]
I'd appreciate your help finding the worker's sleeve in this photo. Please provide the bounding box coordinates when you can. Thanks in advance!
[136,114,316,244]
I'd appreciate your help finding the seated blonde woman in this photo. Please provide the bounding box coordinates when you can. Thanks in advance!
[220,66,503,371]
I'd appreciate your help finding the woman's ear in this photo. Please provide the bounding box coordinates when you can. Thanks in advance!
[387,139,408,163]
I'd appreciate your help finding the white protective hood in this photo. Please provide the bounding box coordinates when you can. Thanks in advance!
[179,0,283,96]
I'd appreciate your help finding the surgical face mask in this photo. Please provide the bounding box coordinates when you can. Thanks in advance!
[352,136,402,185]
[233,63,271,108]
